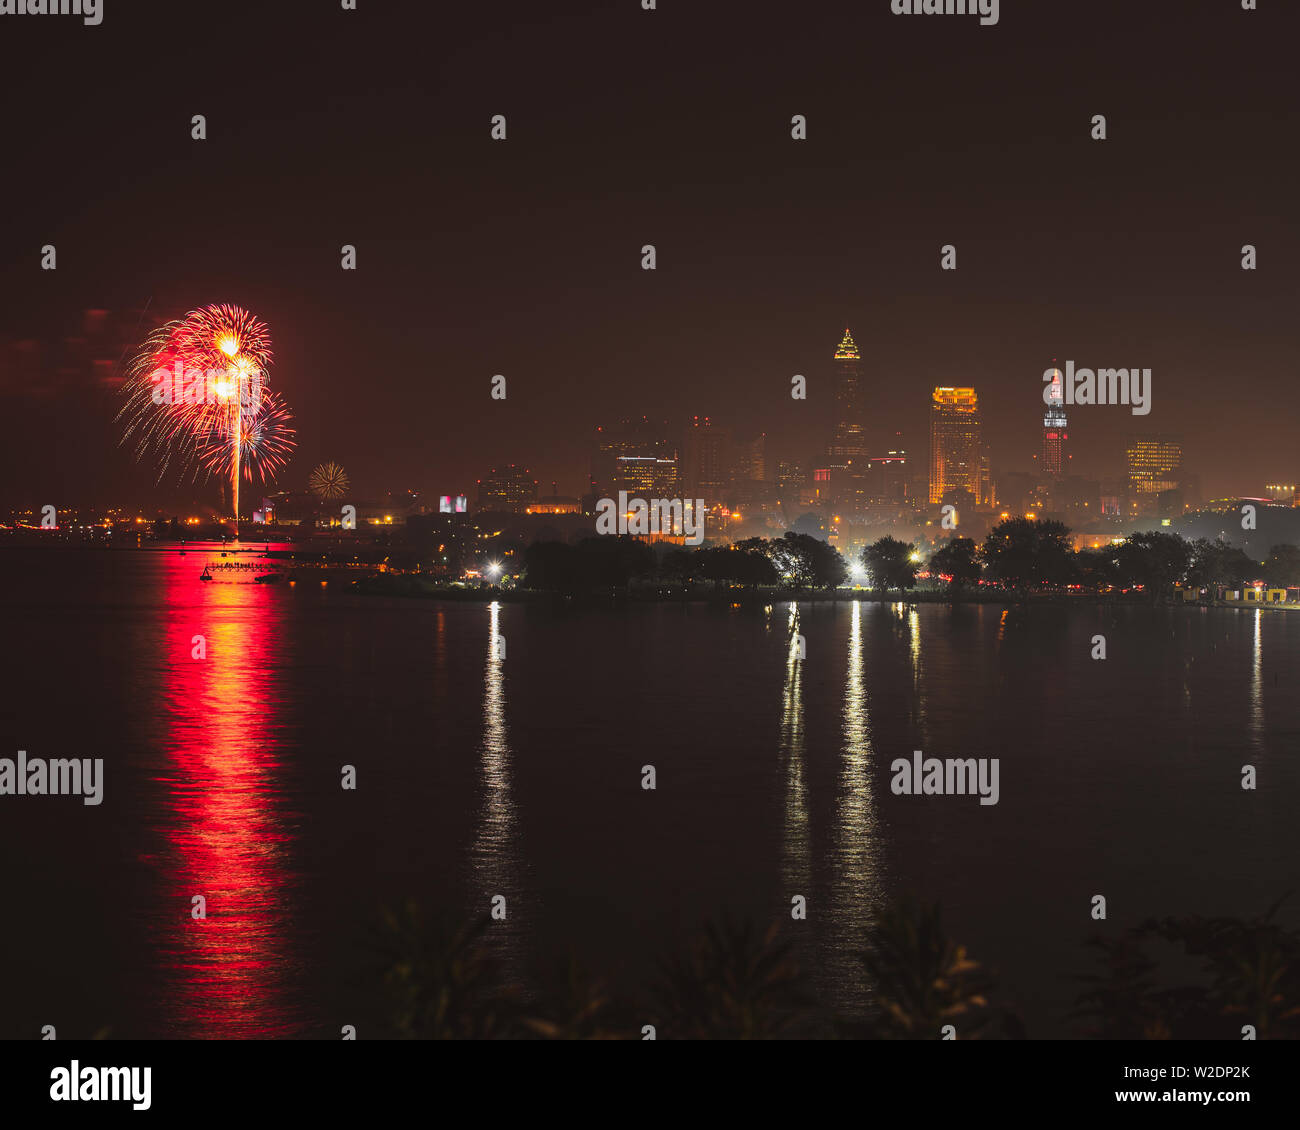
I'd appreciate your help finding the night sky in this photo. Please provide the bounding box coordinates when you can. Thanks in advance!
[1,0,1295,509]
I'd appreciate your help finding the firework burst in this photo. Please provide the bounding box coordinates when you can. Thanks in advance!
[117,304,295,517]
[308,461,350,500]
[197,389,297,482]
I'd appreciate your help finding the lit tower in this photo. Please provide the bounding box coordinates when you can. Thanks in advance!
[1042,363,1068,478]
[827,328,869,462]
[929,387,982,505]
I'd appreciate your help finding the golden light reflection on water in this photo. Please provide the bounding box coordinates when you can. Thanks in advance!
[779,604,810,899]
[471,602,523,966]
[907,606,926,731]
[825,601,883,1011]
[1248,609,1264,756]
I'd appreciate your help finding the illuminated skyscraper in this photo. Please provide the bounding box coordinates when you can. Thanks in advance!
[615,453,681,496]
[684,415,731,503]
[477,465,538,512]
[1126,436,1182,499]
[736,432,767,483]
[867,435,909,504]
[1042,365,1068,477]
[592,417,674,496]
[827,328,868,462]
[929,387,983,505]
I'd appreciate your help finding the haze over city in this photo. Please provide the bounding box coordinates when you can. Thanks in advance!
[1,1,1295,513]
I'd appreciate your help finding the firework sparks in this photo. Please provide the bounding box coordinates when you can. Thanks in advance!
[308,462,350,500]
[117,304,295,517]
[196,389,297,482]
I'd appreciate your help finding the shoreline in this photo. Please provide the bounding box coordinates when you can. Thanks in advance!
[347,575,1300,609]
[5,542,1295,612]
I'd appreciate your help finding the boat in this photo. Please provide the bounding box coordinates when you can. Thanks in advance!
[254,573,281,584]
[200,566,213,582]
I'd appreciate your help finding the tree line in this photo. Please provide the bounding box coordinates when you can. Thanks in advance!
[520,519,1297,599]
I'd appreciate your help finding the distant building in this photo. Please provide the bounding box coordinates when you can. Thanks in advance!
[1094,476,1124,518]
[1040,365,1069,477]
[723,433,773,509]
[477,465,538,513]
[525,495,581,515]
[683,416,731,503]
[827,328,869,461]
[929,387,983,506]
[994,471,1039,518]
[261,490,319,524]
[1156,486,1185,515]
[866,445,909,504]
[593,417,677,498]
[736,432,767,483]
[1052,474,1100,517]
[615,454,680,496]
[1126,436,1182,515]
[979,448,994,507]
[776,460,813,507]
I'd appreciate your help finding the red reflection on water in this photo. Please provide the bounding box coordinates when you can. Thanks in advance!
[155,546,299,1037]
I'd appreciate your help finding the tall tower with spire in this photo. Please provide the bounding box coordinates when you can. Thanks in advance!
[827,328,869,462]
[1041,362,1068,478]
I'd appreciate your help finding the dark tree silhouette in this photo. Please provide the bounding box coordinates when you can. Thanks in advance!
[927,537,981,590]
[980,518,1073,590]
[863,536,918,595]
[773,531,847,590]
[1115,530,1193,601]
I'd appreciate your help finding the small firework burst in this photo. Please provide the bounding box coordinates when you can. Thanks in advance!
[309,462,350,500]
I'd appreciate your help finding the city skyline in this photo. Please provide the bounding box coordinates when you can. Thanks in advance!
[3,0,1299,1087]
[0,314,1272,522]
[1,3,1296,513]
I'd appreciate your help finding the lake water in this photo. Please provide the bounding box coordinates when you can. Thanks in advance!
[1,544,1296,1038]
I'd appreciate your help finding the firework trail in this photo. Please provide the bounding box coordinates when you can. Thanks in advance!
[117,304,295,516]
[197,389,297,482]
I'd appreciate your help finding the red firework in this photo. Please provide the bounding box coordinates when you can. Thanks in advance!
[118,304,295,513]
